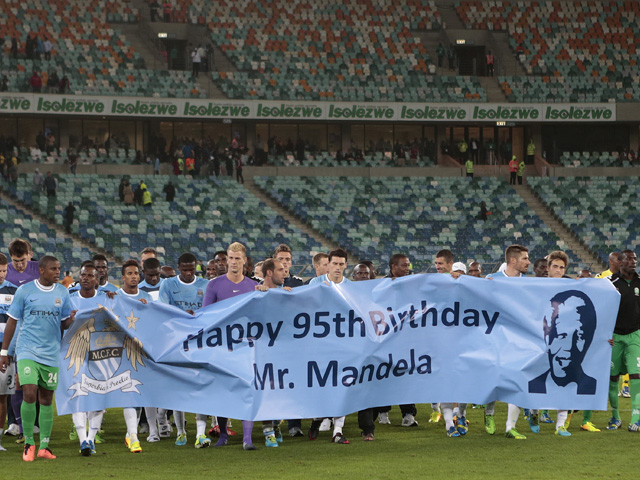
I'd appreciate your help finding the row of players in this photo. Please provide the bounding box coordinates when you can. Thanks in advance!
[0,239,637,460]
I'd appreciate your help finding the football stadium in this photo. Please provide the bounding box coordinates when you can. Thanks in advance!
[0,0,639,477]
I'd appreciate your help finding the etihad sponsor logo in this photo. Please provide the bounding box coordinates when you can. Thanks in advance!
[328,104,394,119]
[401,105,466,120]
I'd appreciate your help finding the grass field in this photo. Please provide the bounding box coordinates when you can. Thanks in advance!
[2,401,638,479]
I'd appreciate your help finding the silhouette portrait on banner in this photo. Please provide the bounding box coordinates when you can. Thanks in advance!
[529,290,597,395]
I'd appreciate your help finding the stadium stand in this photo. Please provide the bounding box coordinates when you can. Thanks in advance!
[528,176,639,265]
[0,195,97,271]
[268,150,436,168]
[0,0,204,98]
[456,0,640,102]
[557,151,636,168]
[254,175,576,274]
[202,0,487,101]
[9,173,323,271]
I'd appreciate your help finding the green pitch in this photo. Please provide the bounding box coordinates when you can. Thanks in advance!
[1,402,636,478]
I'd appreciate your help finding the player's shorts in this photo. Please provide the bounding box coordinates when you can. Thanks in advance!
[610,330,640,376]
[0,361,16,395]
[17,359,59,390]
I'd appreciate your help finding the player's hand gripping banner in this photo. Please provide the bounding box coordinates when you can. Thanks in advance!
[56,275,619,418]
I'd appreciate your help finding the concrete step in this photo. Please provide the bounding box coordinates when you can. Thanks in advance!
[435,1,466,30]
[242,177,360,268]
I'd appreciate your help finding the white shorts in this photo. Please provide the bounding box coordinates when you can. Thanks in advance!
[0,362,16,395]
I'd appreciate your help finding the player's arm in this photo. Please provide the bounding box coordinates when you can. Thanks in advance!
[0,316,18,371]
[61,309,77,330]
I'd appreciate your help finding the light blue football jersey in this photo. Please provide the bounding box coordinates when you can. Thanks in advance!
[7,280,72,367]
[158,276,208,312]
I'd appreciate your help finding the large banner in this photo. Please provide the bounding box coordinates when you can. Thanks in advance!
[56,275,619,419]
[0,92,616,122]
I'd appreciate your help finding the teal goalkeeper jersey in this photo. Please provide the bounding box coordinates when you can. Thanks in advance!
[7,280,72,367]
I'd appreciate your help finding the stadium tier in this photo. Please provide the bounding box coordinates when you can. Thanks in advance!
[201,0,487,102]
[457,1,640,102]
[0,0,204,98]
[0,196,97,271]
[528,176,639,265]
[557,151,635,168]
[268,150,435,168]
[254,175,576,274]
[10,173,323,270]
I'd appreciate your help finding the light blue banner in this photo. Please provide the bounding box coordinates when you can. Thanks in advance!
[56,275,619,419]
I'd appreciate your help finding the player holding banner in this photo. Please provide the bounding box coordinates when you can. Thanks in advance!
[0,256,75,461]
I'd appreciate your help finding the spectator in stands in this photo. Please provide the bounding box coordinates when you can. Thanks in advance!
[142,186,152,208]
[43,37,52,60]
[36,131,46,151]
[123,181,134,205]
[43,172,56,197]
[35,35,44,60]
[223,148,233,177]
[46,132,56,155]
[150,0,159,22]
[163,1,172,21]
[30,145,42,163]
[191,46,201,77]
[629,150,637,164]
[197,45,207,72]
[458,138,468,162]
[8,160,17,183]
[10,36,18,59]
[0,76,8,92]
[508,155,518,185]
[25,35,34,59]
[236,152,244,184]
[59,75,70,93]
[296,137,305,162]
[119,178,127,202]
[46,71,59,93]
[465,157,474,179]
[163,180,176,202]
[447,44,455,70]
[436,43,445,68]
[486,50,494,76]
[469,138,479,163]
[515,44,524,56]
[69,154,78,175]
[29,70,42,93]
[479,201,488,221]
[254,134,265,166]
[527,139,536,164]
[33,168,44,190]
[134,180,146,205]
[517,156,525,185]
[63,202,75,233]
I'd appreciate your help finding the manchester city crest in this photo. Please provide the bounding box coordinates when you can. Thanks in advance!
[65,315,146,397]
